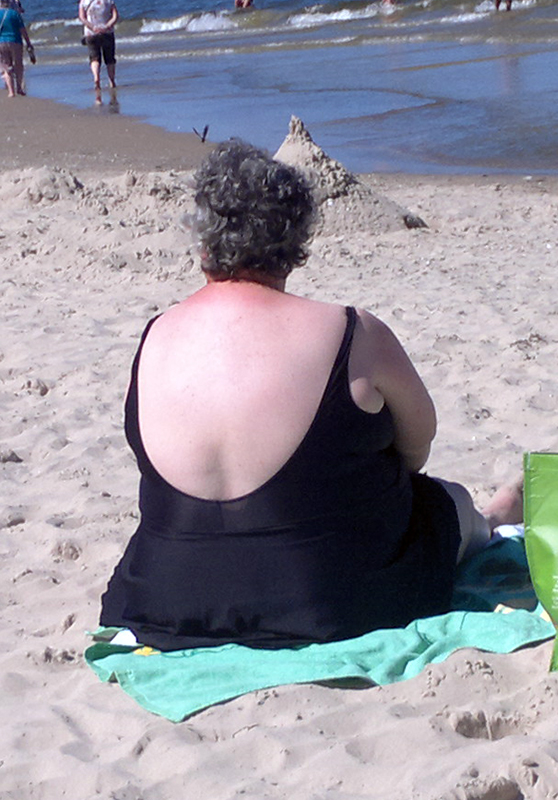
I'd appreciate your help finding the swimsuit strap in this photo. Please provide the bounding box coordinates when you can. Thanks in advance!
[322,306,357,397]
[130,314,160,381]
[123,315,161,476]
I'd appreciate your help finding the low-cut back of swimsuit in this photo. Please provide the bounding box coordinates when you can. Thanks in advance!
[100,306,460,650]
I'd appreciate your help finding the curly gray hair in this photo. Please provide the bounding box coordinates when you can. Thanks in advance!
[193,139,316,279]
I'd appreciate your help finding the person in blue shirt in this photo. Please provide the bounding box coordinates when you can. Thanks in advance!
[0,0,34,96]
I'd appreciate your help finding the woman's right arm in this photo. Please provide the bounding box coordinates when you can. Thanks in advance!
[78,1,94,32]
[353,308,437,472]
[20,21,32,49]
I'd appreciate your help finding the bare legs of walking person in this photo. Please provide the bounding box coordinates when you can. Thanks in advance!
[107,61,115,89]
[1,65,16,97]
[90,57,101,89]
[89,53,114,90]
[12,42,25,95]
[89,57,102,103]
[87,35,116,105]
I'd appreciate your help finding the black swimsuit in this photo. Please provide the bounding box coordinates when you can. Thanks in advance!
[100,307,460,650]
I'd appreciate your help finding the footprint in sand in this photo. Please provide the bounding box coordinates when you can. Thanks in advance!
[446,708,526,741]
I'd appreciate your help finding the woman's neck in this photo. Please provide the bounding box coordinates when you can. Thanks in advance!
[204,271,287,293]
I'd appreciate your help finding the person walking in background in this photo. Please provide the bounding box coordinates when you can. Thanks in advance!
[78,0,118,100]
[0,0,34,97]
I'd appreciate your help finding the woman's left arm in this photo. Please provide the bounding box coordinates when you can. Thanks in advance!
[355,308,437,472]
[103,3,119,30]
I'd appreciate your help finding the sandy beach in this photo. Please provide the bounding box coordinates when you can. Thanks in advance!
[2,95,558,799]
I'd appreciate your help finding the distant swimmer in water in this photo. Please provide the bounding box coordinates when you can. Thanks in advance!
[234,0,253,8]
[495,0,512,9]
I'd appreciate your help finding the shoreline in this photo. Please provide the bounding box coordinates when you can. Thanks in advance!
[5,93,558,186]
[1,94,210,174]
[23,33,558,178]
[5,91,558,188]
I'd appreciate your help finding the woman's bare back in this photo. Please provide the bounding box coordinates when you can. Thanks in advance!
[137,282,356,500]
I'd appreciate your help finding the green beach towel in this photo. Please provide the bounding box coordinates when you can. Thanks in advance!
[85,537,554,722]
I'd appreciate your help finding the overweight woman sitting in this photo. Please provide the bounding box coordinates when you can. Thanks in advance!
[100,140,520,650]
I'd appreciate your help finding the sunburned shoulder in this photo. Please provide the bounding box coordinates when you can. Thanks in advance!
[351,307,411,369]
[355,306,387,328]
[354,307,396,341]
[138,304,186,353]
[149,290,347,325]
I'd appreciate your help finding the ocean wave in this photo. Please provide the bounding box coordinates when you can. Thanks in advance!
[140,12,235,35]
[476,0,537,9]
[31,17,80,29]
[140,15,193,33]
[187,13,235,32]
[289,4,379,28]
[120,46,236,61]
[265,34,357,48]
[117,34,157,46]
[383,9,491,31]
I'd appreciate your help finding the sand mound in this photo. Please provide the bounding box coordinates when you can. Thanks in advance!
[2,167,84,205]
[274,116,426,237]
[0,168,197,284]
[1,167,193,212]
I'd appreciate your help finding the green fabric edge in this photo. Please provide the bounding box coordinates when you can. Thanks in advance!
[85,608,554,722]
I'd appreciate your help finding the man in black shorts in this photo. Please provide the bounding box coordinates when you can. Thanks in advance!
[78,0,118,96]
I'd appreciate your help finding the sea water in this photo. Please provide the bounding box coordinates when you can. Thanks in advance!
[18,0,558,172]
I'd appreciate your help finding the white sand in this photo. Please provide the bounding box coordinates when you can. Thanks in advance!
[2,100,558,799]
